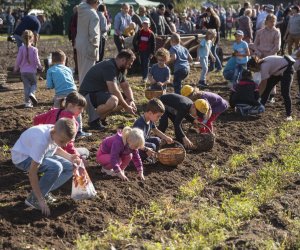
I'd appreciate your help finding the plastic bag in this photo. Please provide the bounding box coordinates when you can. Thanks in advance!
[253,72,261,85]
[71,161,97,200]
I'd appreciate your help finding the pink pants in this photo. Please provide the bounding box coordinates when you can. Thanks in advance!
[96,150,132,171]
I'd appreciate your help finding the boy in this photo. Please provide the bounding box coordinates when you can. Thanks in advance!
[133,98,173,160]
[133,18,156,83]
[46,49,91,138]
[11,118,81,216]
[169,33,193,94]
[231,30,250,88]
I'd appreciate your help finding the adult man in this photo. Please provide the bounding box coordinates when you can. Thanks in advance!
[114,3,132,52]
[13,14,41,48]
[284,5,300,55]
[150,3,172,35]
[79,49,137,130]
[129,5,142,28]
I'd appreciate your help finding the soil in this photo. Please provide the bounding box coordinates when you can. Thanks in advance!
[0,38,300,249]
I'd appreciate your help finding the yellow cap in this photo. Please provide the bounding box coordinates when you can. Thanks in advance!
[194,99,209,115]
[181,85,194,97]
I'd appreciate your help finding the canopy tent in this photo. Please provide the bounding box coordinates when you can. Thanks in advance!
[104,0,159,7]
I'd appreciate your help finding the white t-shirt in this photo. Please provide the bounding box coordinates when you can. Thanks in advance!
[11,125,58,164]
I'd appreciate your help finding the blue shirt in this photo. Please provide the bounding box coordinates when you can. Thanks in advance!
[14,15,41,36]
[169,44,190,72]
[133,115,156,139]
[149,63,170,85]
[114,12,131,36]
[46,64,77,96]
[232,40,249,65]
[198,38,212,58]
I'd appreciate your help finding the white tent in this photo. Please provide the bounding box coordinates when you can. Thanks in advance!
[104,0,159,7]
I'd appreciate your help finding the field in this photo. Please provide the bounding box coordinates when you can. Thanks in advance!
[0,36,300,249]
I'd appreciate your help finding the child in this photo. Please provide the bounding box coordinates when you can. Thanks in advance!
[133,18,156,82]
[46,49,91,138]
[11,118,81,216]
[229,69,265,116]
[181,85,228,133]
[123,22,136,50]
[169,33,193,94]
[133,98,173,161]
[148,48,171,91]
[197,29,216,88]
[231,30,250,88]
[33,92,89,159]
[96,127,145,181]
[14,29,43,108]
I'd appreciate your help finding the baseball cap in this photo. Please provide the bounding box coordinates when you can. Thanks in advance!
[266,4,274,12]
[234,30,244,36]
[181,85,194,97]
[142,17,150,24]
[194,99,209,115]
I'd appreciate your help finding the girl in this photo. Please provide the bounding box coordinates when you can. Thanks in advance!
[148,48,171,91]
[14,29,43,108]
[96,127,145,181]
[197,29,216,88]
[33,92,89,158]
[181,85,228,133]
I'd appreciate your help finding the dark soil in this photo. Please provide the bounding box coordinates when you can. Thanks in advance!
[0,38,300,249]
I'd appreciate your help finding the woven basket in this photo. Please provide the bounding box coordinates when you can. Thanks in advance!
[187,123,215,152]
[145,89,164,100]
[157,141,186,166]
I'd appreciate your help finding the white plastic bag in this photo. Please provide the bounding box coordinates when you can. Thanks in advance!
[71,161,97,200]
[253,72,261,85]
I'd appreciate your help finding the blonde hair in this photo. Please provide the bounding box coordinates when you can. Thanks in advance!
[122,126,145,149]
[205,29,216,39]
[171,32,181,44]
[244,8,252,16]
[54,118,77,140]
[22,30,34,64]
[265,13,276,23]
[52,49,66,64]
[155,47,170,62]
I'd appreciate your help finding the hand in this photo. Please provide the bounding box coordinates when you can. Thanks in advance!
[38,198,50,216]
[183,136,194,149]
[138,171,145,181]
[146,148,156,157]
[71,155,81,165]
[165,136,174,144]
[117,171,129,181]
[130,101,137,113]
[125,105,136,115]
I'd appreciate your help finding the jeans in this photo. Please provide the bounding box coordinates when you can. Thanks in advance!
[173,67,189,94]
[260,65,294,116]
[15,155,73,197]
[232,64,247,86]
[139,136,161,160]
[14,34,23,48]
[209,44,222,71]
[140,51,151,79]
[200,56,209,81]
[21,72,37,103]
[114,35,124,52]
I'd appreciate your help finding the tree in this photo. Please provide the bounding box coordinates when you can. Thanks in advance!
[24,0,68,16]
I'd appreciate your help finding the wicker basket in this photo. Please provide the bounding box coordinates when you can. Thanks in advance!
[145,89,164,100]
[157,141,186,166]
[187,123,215,152]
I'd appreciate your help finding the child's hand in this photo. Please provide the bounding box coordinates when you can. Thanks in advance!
[146,148,156,157]
[183,136,194,149]
[165,136,174,144]
[71,155,81,165]
[138,171,145,181]
[117,171,129,181]
[38,198,50,216]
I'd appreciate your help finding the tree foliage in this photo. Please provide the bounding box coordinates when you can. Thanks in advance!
[25,0,68,16]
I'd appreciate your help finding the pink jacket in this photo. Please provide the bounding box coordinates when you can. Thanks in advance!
[14,45,42,73]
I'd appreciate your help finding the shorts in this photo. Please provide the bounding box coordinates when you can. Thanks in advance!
[89,92,112,108]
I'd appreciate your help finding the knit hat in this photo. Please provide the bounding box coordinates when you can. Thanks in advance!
[181,85,194,97]
[194,99,209,115]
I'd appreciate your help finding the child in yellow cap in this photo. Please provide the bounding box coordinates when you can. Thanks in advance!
[181,85,228,133]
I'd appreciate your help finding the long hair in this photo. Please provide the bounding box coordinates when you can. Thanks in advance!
[22,30,34,64]
[206,7,221,28]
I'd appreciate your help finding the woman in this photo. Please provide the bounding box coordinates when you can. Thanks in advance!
[75,0,100,86]
[238,8,253,43]
[205,7,222,72]
[97,4,110,62]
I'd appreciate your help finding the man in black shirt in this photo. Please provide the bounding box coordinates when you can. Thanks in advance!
[79,49,137,130]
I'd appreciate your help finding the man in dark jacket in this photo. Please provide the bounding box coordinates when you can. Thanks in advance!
[150,3,172,35]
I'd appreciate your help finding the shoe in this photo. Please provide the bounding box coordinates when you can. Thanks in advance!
[45,193,57,203]
[286,116,293,121]
[25,193,41,210]
[24,102,33,108]
[269,97,275,104]
[88,119,106,131]
[76,131,92,139]
[101,119,108,127]
[29,94,38,106]
[197,80,209,88]
[101,167,116,176]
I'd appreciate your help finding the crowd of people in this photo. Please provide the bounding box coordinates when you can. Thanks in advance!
[9,0,300,216]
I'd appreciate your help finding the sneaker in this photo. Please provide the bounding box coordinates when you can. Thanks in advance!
[101,119,108,127]
[197,80,209,88]
[101,167,116,176]
[45,192,57,203]
[29,94,38,106]
[25,193,40,210]
[24,102,33,108]
[76,131,92,139]
[88,119,106,131]
[286,116,293,121]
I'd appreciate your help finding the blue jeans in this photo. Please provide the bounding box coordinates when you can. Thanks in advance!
[232,64,247,86]
[13,34,23,48]
[200,56,209,81]
[139,136,161,160]
[21,72,37,103]
[15,155,73,197]
[209,44,222,71]
[173,67,189,94]
[140,51,151,79]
